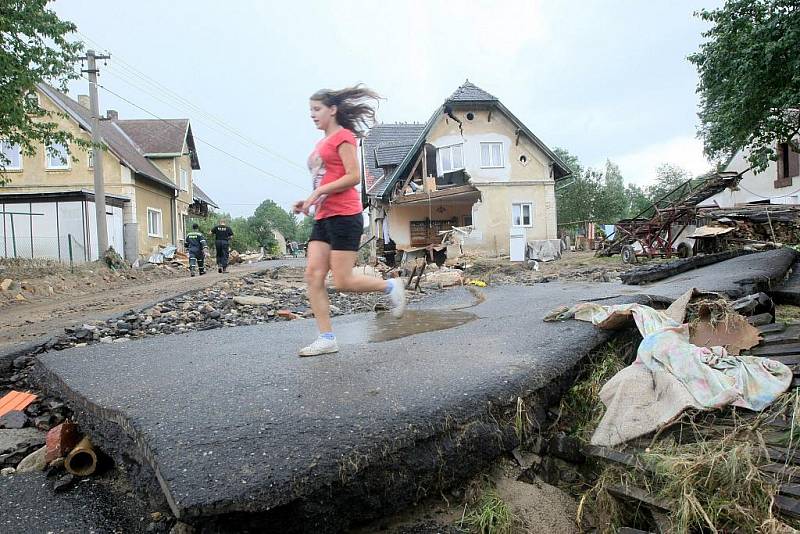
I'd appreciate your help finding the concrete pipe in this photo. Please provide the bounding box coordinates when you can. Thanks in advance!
[65,436,98,476]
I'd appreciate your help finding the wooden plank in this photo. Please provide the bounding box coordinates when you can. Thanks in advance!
[775,494,800,520]
[750,343,800,356]
[761,354,800,366]
[618,529,653,534]
[779,483,800,498]
[607,484,674,512]
[586,445,652,472]
[758,323,787,334]
[761,333,800,346]
[761,463,800,483]
[767,446,800,465]
[651,511,674,534]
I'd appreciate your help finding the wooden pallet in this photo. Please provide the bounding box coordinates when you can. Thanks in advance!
[588,319,800,527]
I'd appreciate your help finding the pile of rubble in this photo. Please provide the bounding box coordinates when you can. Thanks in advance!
[14,266,432,353]
[697,205,800,249]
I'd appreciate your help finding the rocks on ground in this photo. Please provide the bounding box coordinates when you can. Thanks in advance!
[25,266,432,356]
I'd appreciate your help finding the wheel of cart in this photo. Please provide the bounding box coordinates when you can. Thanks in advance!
[621,245,638,264]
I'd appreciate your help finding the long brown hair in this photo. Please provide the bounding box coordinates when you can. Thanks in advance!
[310,85,381,136]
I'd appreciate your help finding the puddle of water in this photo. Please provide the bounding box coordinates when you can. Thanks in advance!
[336,309,477,344]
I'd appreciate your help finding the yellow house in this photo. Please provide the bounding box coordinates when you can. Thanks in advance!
[363,81,571,260]
[0,84,217,262]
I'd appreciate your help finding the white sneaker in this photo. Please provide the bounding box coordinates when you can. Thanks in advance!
[298,336,339,357]
[388,279,406,318]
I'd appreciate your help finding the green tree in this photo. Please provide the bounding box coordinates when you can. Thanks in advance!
[594,160,628,223]
[190,212,259,253]
[296,215,314,242]
[1,0,85,184]
[689,0,800,172]
[248,199,298,245]
[625,183,651,218]
[648,163,692,203]
[554,147,596,225]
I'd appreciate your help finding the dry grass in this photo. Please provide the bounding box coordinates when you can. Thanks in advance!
[581,390,800,533]
[551,339,633,442]
[776,304,800,324]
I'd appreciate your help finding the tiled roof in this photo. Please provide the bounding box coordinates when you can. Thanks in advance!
[38,84,178,191]
[115,119,200,169]
[192,184,218,208]
[446,80,498,103]
[362,123,425,195]
[375,143,416,167]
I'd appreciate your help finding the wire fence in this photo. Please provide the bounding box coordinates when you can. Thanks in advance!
[1,233,89,265]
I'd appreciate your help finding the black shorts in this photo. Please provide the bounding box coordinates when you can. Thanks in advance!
[309,214,363,251]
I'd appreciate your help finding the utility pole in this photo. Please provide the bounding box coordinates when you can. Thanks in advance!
[80,50,111,258]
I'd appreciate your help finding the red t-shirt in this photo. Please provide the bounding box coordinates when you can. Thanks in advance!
[307,128,362,220]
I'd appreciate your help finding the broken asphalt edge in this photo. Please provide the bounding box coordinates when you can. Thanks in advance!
[25,250,799,529]
[30,295,654,530]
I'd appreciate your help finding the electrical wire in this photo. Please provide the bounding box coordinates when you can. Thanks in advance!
[100,67,306,178]
[75,30,306,172]
[82,76,307,193]
[735,182,800,201]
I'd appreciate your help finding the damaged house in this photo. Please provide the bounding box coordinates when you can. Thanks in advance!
[362,81,571,261]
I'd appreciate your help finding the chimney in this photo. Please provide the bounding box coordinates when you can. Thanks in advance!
[106,110,118,120]
[78,94,90,109]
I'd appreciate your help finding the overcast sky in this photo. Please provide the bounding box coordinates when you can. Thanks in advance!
[54,0,720,217]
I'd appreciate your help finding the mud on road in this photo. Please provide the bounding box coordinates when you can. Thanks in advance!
[0,259,299,352]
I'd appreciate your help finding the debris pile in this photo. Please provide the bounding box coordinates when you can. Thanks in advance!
[695,205,800,251]
[545,289,800,531]
[6,267,433,362]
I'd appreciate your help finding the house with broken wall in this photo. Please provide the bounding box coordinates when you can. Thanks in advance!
[0,84,217,263]
[700,137,800,208]
[361,81,571,261]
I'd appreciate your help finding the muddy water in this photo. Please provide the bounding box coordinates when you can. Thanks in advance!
[336,309,478,343]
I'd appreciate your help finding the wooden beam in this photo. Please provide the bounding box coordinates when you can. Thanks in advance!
[422,145,428,180]
[398,151,424,193]
[607,484,674,512]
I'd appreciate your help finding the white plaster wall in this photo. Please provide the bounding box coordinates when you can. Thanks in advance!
[701,149,798,207]
[430,132,514,182]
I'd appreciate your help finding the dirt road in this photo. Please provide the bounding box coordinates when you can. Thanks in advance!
[0,259,304,352]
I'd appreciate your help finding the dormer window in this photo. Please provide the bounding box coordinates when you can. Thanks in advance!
[438,143,464,175]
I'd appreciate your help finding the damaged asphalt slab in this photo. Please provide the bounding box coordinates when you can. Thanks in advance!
[31,249,797,529]
[35,283,627,524]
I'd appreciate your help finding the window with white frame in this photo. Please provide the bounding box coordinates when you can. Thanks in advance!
[1,140,22,170]
[180,168,188,191]
[438,143,464,175]
[480,142,504,168]
[147,208,163,237]
[512,203,533,227]
[46,142,69,169]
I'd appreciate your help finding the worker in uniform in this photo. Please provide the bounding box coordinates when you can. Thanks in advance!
[184,223,209,277]
[211,219,234,273]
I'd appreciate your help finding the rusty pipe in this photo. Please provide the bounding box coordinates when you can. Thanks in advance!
[65,436,97,476]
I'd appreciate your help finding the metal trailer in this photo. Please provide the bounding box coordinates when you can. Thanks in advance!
[597,171,744,263]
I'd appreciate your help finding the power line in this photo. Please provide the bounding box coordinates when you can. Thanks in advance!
[75,30,307,172]
[100,67,306,178]
[83,76,307,193]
